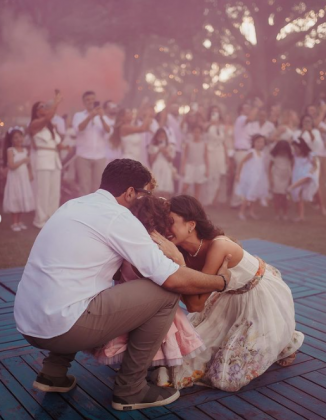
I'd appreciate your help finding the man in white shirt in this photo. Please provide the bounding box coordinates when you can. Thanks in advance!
[72,91,111,196]
[14,158,230,410]
[247,109,275,140]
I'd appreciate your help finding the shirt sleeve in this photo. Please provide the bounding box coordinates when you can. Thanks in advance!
[72,113,83,133]
[106,210,180,286]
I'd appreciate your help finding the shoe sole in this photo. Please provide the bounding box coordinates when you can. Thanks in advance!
[112,390,180,411]
[33,376,76,393]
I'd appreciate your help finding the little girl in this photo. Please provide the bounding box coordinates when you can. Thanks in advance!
[90,196,205,383]
[269,140,293,220]
[181,125,208,200]
[288,137,319,222]
[236,134,269,220]
[2,127,35,231]
[148,128,177,198]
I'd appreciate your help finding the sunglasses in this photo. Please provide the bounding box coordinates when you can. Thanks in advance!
[134,187,152,196]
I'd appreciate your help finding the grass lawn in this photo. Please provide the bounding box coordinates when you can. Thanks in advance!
[1,200,325,269]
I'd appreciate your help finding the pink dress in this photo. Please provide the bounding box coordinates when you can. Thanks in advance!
[91,261,205,367]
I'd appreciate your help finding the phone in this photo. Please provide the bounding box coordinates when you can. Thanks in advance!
[94,101,101,108]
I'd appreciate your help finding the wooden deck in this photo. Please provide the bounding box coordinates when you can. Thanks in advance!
[1,239,326,420]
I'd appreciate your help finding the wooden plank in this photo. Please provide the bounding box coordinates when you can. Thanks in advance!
[239,389,307,420]
[0,285,15,303]
[296,322,326,343]
[285,376,326,403]
[198,400,246,420]
[23,352,148,420]
[0,362,54,420]
[300,343,326,362]
[267,382,326,419]
[258,386,324,420]
[295,302,326,324]
[0,346,36,360]
[219,395,275,420]
[168,407,212,420]
[296,314,326,334]
[0,380,33,420]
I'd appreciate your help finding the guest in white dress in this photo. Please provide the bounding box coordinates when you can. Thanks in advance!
[28,91,66,228]
[148,128,176,198]
[181,125,208,200]
[236,134,269,220]
[151,195,304,392]
[269,140,293,220]
[293,114,326,215]
[288,137,319,222]
[201,106,229,206]
[110,109,152,166]
[3,127,35,231]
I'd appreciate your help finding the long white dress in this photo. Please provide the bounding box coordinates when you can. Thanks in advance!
[3,148,35,213]
[171,238,304,392]
[121,133,147,166]
[148,144,175,194]
[236,149,269,201]
[201,125,227,205]
[291,155,319,202]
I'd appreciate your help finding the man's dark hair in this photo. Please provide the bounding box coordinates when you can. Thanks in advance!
[100,159,152,197]
[82,91,95,100]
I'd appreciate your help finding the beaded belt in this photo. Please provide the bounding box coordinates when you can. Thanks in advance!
[226,257,266,295]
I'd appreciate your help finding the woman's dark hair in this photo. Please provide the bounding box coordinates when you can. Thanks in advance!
[299,114,314,130]
[270,140,293,160]
[251,134,266,148]
[100,158,152,196]
[30,101,55,139]
[292,137,311,157]
[170,195,224,240]
[109,108,126,149]
[207,105,224,123]
[2,129,24,167]
[130,196,172,235]
[151,128,168,147]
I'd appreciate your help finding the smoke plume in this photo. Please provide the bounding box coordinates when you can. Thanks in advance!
[0,14,128,116]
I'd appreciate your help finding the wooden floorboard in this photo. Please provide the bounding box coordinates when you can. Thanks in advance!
[1,238,326,419]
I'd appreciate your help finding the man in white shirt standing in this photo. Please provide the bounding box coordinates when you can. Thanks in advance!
[72,91,111,196]
[14,158,230,411]
[247,109,275,141]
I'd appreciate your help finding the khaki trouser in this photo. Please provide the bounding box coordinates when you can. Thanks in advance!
[23,279,179,397]
[230,150,249,207]
[75,156,107,196]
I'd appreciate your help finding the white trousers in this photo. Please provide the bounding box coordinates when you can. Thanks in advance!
[33,169,61,228]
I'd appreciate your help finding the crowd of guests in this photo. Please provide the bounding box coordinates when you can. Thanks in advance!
[1,89,326,231]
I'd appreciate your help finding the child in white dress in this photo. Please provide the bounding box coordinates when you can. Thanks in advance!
[288,137,319,222]
[2,127,35,231]
[236,134,269,220]
[148,128,177,198]
[181,125,208,200]
[269,140,293,220]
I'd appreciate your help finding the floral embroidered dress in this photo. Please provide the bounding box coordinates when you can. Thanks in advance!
[171,237,304,392]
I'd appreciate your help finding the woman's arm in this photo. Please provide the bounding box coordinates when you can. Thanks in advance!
[29,92,62,136]
[120,117,151,136]
[181,240,237,312]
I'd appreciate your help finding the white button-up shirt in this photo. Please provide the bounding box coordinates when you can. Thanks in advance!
[14,190,179,338]
[248,120,275,140]
[233,115,252,150]
[72,110,111,160]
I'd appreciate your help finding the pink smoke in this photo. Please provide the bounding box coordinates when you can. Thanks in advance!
[0,15,128,116]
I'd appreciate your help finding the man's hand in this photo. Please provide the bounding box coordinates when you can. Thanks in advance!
[218,254,232,288]
[150,230,185,265]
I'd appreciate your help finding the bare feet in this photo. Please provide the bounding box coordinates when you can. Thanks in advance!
[276,352,296,367]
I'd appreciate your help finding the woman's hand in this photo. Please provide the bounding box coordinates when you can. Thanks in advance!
[150,230,185,265]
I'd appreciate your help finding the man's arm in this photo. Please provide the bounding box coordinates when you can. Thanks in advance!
[163,256,231,295]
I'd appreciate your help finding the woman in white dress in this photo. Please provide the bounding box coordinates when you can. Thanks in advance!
[29,91,66,228]
[151,195,304,392]
[148,128,176,197]
[110,109,152,166]
[2,127,35,231]
[293,114,326,215]
[202,106,229,206]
